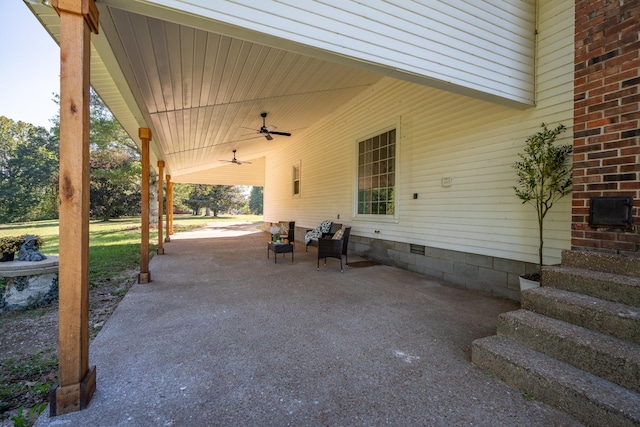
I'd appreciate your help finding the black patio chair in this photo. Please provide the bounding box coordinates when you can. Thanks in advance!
[280,221,295,246]
[306,222,342,253]
[317,226,351,272]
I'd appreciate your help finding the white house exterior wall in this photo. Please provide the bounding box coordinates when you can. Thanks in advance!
[150,0,536,107]
[263,0,573,298]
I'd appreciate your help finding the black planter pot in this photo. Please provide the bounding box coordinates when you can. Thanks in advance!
[0,252,15,262]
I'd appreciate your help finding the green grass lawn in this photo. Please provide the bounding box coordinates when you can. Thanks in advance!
[0,214,263,286]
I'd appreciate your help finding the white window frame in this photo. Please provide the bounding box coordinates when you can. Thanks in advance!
[292,161,301,198]
[352,122,400,223]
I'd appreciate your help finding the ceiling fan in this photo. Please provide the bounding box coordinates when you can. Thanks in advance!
[257,112,291,140]
[220,149,251,165]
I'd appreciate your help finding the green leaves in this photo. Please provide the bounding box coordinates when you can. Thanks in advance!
[181,184,245,216]
[514,123,572,209]
[0,117,59,223]
[513,123,572,267]
[249,186,263,214]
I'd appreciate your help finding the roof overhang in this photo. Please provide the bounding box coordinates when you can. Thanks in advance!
[24,0,536,186]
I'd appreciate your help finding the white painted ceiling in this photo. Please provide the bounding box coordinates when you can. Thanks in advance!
[24,1,383,185]
[25,1,535,186]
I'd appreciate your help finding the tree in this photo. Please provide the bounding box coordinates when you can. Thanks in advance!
[51,91,143,221]
[90,147,141,221]
[171,183,192,213]
[0,117,58,222]
[513,123,572,270]
[183,184,246,216]
[183,184,211,215]
[208,185,245,216]
[249,186,263,215]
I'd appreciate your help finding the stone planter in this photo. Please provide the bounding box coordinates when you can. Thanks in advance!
[0,256,58,312]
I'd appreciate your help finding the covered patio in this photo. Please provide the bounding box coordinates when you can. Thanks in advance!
[35,222,578,426]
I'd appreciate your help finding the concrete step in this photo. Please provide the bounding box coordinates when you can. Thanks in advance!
[542,266,640,307]
[561,250,640,277]
[522,287,640,345]
[472,335,640,427]
[497,309,640,393]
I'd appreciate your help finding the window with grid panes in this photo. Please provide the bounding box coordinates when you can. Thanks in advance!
[357,129,395,215]
[292,162,300,197]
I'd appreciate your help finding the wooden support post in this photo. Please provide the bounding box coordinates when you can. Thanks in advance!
[49,0,98,417]
[169,181,174,235]
[165,175,171,242]
[157,161,165,254]
[139,128,152,283]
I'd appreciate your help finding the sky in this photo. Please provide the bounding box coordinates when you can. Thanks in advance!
[0,1,60,129]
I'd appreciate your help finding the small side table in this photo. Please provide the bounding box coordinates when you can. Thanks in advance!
[267,242,294,263]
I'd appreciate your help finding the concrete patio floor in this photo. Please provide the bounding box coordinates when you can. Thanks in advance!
[37,221,580,426]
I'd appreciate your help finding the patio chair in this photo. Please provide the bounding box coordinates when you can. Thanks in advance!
[317,226,351,272]
[306,221,342,253]
[280,221,295,246]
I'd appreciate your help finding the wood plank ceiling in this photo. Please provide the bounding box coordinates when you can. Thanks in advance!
[103,6,383,184]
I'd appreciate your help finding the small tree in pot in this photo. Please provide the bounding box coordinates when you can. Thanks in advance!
[514,123,573,282]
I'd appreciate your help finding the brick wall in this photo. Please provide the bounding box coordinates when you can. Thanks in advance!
[572,0,640,254]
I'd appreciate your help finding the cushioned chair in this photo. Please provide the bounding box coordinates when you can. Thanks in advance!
[317,226,351,272]
[280,221,295,246]
[306,222,342,253]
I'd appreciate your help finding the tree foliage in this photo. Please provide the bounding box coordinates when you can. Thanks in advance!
[89,94,141,220]
[182,184,245,216]
[249,186,263,215]
[0,91,143,223]
[90,147,141,221]
[0,117,58,222]
[0,90,252,224]
[513,123,572,267]
[51,91,142,221]
[171,183,193,213]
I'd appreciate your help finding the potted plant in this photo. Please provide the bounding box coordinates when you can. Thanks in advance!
[0,236,23,262]
[0,235,44,262]
[513,123,573,289]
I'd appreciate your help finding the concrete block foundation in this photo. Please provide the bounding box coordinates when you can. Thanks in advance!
[349,236,535,301]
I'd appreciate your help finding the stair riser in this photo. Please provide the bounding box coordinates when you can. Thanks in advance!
[541,269,640,308]
[562,250,640,277]
[472,341,639,427]
[522,292,640,345]
[498,316,640,393]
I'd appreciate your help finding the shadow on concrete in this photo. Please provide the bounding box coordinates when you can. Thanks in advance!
[36,222,580,426]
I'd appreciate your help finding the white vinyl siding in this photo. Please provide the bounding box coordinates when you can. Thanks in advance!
[150,0,536,107]
[264,0,573,265]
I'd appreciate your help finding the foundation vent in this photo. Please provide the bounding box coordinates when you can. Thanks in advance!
[589,196,634,228]
[410,244,426,256]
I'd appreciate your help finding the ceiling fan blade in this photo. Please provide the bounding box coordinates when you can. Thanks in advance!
[255,112,291,139]
[237,160,252,165]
